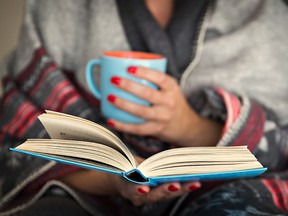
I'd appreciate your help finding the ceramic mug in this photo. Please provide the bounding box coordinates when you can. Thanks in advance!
[86,51,167,124]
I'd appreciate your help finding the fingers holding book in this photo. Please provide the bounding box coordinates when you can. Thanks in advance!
[143,181,202,205]
[114,174,201,207]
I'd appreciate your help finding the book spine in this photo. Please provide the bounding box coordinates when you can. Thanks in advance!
[123,169,157,186]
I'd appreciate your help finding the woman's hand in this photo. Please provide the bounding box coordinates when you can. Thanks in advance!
[112,155,201,206]
[107,66,222,147]
[60,156,201,206]
[113,175,201,206]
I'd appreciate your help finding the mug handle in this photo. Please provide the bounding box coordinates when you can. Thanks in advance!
[86,59,101,99]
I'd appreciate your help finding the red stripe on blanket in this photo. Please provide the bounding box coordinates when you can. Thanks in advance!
[2,101,41,138]
[284,182,288,209]
[29,63,58,96]
[2,102,31,133]
[44,80,71,108]
[61,94,80,111]
[0,87,17,111]
[17,48,82,112]
[17,48,47,82]
[232,102,265,151]
[215,88,241,136]
[262,179,288,211]
[18,109,42,137]
[64,70,100,108]
[45,83,80,112]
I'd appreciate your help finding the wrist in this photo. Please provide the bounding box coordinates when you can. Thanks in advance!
[178,111,223,147]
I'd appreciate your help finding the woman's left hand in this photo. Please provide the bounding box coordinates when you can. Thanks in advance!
[107,66,222,147]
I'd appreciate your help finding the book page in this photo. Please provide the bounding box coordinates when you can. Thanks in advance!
[144,162,262,177]
[39,111,136,167]
[137,146,263,177]
[16,139,134,172]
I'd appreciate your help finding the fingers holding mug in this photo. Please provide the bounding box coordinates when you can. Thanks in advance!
[109,76,165,106]
[85,51,167,124]
[106,94,170,122]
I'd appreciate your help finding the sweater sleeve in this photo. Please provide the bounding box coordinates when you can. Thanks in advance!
[0,0,102,208]
[187,87,288,171]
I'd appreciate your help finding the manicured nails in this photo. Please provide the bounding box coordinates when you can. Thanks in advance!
[107,94,116,103]
[107,120,115,127]
[127,66,137,74]
[168,184,180,192]
[111,76,121,85]
[137,187,148,194]
[188,182,201,191]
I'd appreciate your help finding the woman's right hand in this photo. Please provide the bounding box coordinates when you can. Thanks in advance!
[112,174,201,206]
[112,155,201,206]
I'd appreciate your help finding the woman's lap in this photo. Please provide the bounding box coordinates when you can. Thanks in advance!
[15,178,288,216]
[177,179,288,216]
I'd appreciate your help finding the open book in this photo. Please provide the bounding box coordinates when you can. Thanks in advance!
[11,111,267,186]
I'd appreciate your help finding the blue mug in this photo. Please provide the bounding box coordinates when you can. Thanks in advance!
[86,51,167,124]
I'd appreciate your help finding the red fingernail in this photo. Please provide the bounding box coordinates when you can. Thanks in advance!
[168,185,179,192]
[127,66,137,74]
[189,182,201,191]
[107,120,115,127]
[111,76,121,85]
[138,187,147,194]
[107,94,116,103]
